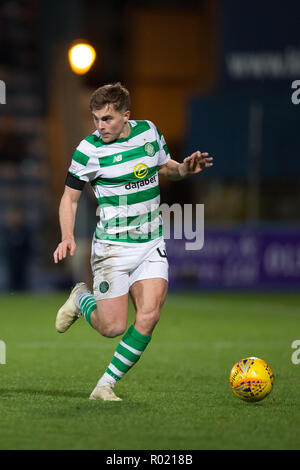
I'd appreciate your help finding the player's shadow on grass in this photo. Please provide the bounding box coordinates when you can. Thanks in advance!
[0,388,146,407]
[0,388,90,399]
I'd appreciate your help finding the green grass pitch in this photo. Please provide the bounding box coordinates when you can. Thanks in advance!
[0,291,300,450]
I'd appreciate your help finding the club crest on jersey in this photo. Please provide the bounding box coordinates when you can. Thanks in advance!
[134,163,149,179]
[144,142,155,157]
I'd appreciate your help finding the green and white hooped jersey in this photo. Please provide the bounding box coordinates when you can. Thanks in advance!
[68,120,170,244]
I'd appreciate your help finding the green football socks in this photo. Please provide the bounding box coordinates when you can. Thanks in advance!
[77,292,97,328]
[97,324,152,386]
[76,294,152,387]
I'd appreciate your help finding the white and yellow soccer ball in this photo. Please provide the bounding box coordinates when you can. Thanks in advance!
[229,357,274,402]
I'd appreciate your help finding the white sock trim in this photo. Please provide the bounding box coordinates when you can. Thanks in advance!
[119,340,142,356]
[76,292,92,309]
[97,372,116,387]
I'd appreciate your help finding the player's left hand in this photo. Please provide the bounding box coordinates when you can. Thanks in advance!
[181,151,213,177]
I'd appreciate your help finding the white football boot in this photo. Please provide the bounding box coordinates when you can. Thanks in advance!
[89,383,122,401]
[55,282,89,333]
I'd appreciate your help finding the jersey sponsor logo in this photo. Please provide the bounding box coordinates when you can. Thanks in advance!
[134,163,149,179]
[113,154,123,163]
[144,142,155,156]
[125,174,156,190]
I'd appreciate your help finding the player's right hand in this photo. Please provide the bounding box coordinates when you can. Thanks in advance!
[53,238,76,263]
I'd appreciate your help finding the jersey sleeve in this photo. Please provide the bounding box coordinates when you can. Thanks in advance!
[147,120,171,166]
[157,130,171,166]
[67,137,100,185]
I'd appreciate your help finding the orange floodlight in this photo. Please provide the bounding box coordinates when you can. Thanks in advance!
[68,42,96,75]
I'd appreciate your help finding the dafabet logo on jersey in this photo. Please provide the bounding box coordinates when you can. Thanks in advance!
[125,164,156,190]
[134,163,149,179]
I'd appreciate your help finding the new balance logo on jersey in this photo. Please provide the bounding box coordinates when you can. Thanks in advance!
[113,154,123,163]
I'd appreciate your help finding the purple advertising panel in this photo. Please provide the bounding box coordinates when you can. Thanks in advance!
[166,227,300,290]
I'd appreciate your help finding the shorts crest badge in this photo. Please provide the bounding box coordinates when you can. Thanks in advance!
[99,281,110,293]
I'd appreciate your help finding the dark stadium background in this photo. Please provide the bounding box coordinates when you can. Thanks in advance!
[0,0,299,294]
[2,0,300,453]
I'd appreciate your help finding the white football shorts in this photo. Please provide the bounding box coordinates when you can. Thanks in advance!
[91,237,168,300]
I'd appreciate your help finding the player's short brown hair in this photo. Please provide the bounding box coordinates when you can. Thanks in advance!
[89,82,130,113]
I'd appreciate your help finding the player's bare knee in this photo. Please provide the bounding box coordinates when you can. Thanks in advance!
[99,323,127,338]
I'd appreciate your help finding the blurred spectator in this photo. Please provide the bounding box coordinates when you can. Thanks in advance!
[3,206,32,291]
[0,112,27,164]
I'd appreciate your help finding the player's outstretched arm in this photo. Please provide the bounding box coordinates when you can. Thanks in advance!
[53,186,82,264]
[158,151,213,181]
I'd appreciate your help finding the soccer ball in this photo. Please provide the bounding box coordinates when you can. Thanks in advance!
[229,357,274,402]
